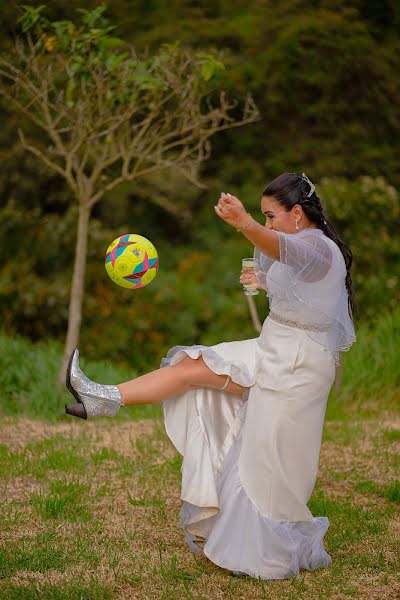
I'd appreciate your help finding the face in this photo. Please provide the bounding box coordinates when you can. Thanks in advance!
[260,195,303,233]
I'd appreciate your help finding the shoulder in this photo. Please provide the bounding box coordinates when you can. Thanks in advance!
[297,228,329,245]
[286,229,333,263]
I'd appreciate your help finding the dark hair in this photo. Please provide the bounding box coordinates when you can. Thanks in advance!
[263,172,355,317]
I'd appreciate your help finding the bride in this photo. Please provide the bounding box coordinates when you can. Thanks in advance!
[65,172,356,580]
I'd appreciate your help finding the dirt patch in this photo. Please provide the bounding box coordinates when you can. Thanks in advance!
[0,417,159,455]
[320,414,399,487]
[1,413,398,600]
[1,474,42,502]
[342,574,400,600]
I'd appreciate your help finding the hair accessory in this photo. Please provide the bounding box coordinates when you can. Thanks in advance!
[301,172,315,198]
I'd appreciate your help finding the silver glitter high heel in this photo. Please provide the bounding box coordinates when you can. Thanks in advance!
[65,349,123,419]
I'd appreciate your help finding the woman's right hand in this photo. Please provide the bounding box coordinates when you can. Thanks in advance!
[240,269,260,289]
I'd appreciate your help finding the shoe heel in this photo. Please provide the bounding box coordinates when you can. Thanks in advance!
[65,403,87,420]
[66,349,84,405]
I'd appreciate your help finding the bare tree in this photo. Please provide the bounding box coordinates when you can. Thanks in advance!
[0,5,260,383]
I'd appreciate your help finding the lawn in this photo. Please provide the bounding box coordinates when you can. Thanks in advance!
[0,311,399,599]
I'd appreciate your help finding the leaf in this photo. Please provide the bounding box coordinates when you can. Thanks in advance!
[69,60,84,74]
[104,53,128,71]
[161,41,181,51]
[201,62,215,81]
[52,20,73,48]
[77,4,108,29]
[100,37,124,49]
[18,5,48,33]
[197,52,225,81]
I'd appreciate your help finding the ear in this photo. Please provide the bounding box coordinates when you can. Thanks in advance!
[291,204,303,219]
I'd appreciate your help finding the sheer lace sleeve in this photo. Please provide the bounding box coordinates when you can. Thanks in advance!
[277,230,332,282]
[253,248,275,291]
[253,229,356,366]
[253,230,331,288]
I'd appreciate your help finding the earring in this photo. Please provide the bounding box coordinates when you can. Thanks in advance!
[295,219,299,231]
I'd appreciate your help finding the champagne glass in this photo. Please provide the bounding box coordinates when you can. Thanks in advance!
[241,257,259,296]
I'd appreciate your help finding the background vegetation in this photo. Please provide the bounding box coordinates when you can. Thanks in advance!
[0,0,399,373]
[0,308,399,598]
[0,3,399,597]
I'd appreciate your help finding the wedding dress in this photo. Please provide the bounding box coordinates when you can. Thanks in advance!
[160,228,356,579]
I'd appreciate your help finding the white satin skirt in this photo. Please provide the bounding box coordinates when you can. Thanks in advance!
[160,315,336,580]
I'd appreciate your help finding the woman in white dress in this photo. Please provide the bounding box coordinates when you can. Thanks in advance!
[65,172,356,580]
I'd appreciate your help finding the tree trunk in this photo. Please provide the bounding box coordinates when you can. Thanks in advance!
[334,364,343,395]
[246,295,262,334]
[58,203,91,384]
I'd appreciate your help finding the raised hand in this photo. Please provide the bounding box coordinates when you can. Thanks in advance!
[214,192,249,229]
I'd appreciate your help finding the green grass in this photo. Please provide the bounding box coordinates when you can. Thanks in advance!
[354,479,400,504]
[31,477,94,521]
[0,435,130,480]
[0,415,398,599]
[1,308,399,423]
[0,581,112,599]
[0,330,162,421]
[382,428,400,442]
[0,309,399,598]
[327,307,400,416]
[0,531,71,578]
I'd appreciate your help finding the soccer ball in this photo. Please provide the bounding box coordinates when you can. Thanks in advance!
[105,233,159,289]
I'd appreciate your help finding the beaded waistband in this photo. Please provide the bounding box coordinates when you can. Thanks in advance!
[267,311,330,333]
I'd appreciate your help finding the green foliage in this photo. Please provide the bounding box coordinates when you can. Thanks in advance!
[319,176,400,319]
[3,0,398,187]
[0,174,398,371]
[18,5,49,33]
[0,329,161,420]
[0,305,398,422]
[0,2,399,372]
[16,4,226,111]
[196,51,225,81]
[335,307,400,403]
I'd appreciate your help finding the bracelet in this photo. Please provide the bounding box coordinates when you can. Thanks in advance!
[236,213,253,232]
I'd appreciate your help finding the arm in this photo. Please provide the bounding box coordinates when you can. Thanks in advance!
[239,218,280,260]
[214,192,280,260]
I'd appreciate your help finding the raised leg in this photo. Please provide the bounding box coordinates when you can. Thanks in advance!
[117,355,247,406]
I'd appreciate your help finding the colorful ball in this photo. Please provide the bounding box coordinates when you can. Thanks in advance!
[104,233,159,289]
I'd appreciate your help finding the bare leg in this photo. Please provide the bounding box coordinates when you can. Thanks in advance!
[117,355,247,406]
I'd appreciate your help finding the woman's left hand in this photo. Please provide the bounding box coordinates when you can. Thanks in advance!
[214,193,249,229]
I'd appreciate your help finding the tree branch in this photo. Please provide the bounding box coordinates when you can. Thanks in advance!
[18,129,68,180]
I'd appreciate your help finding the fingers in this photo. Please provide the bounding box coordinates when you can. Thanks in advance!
[214,193,234,219]
[214,203,232,223]
[214,191,244,226]
[239,271,257,285]
[219,192,237,204]
[216,194,229,211]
